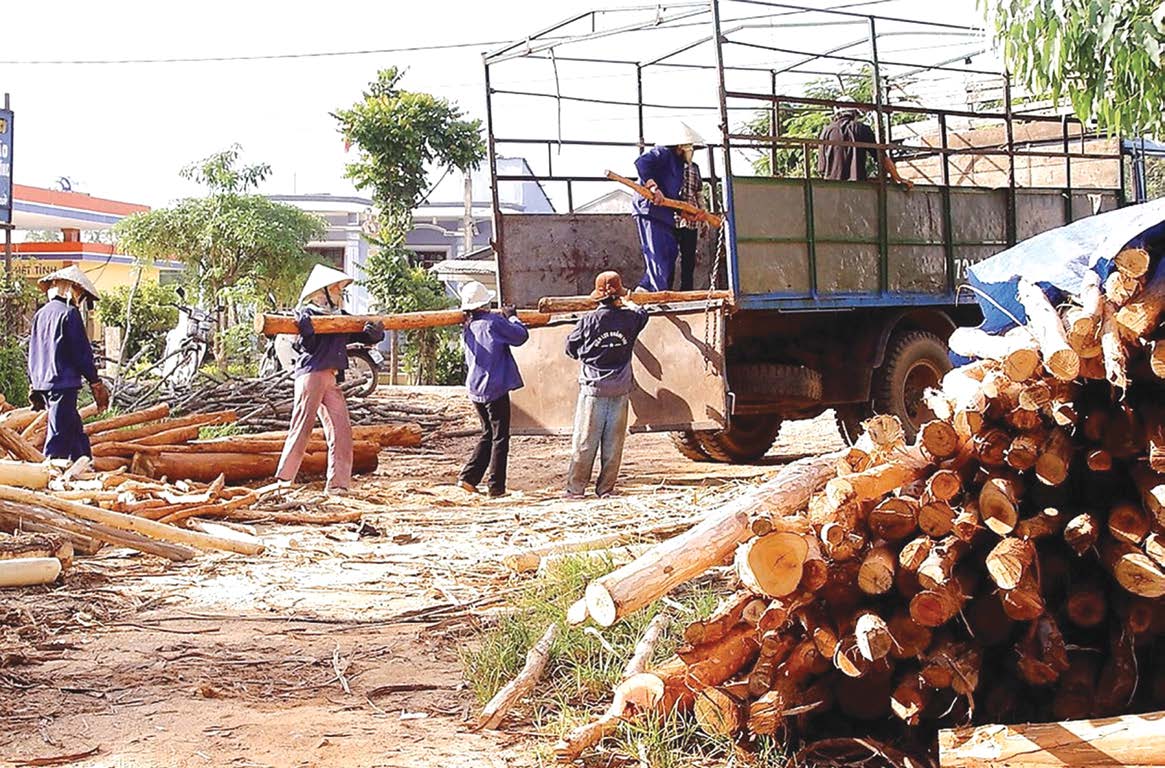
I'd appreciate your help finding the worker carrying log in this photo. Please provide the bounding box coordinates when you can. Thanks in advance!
[457,281,529,498]
[631,121,708,292]
[28,266,109,461]
[564,271,647,498]
[275,265,384,496]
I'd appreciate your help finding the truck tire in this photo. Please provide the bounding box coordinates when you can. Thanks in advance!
[694,414,783,463]
[872,330,951,441]
[671,431,712,461]
[731,363,823,403]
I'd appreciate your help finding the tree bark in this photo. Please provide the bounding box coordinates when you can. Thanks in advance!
[135,441,379,484]
[84,404,170,435]
[939,712,1165,767]
[0,424,44,463]
[538,289,731,314]
[258,308,552,336]
[475,623,558,730]
[947,327,1040,382]
[1017,279,1080,381]
[0,460,50,489]
[623,613,671,680]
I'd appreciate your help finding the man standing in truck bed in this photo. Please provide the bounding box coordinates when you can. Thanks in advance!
[633,122,706,291]
[818,108,913,189]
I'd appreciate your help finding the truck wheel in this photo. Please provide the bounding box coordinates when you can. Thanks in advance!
[731,363,823,403]
[872,330,951,441]
[671,431,712,462]
[694,414,783,463]
[834,404,870,446]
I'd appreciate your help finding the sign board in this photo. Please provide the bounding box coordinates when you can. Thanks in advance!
[0,108,11,225]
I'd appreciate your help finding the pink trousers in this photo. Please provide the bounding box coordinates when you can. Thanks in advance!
[276,370,353,490]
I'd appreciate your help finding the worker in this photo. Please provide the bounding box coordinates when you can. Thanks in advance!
[633,121,706,292]
[457,280,529,498]
[27,266,108,461]
[276,264,384,496]
[564,271,648,498]
[818,108,914,189]
[675,149,708,291]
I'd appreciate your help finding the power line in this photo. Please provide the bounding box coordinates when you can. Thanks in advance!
[0,39,511,66]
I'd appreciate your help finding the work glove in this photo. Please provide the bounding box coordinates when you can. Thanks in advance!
[501,304,518,319]
[621,296,640,310]
[28,390,46,412]
[363,320,385,335]
[90,380,111,413]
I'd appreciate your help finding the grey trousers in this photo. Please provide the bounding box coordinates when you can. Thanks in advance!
[566,392,630,496]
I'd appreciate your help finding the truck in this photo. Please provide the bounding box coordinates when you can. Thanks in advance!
[481,1,1127,461]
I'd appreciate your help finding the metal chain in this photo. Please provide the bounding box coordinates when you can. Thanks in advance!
[702,222,727,370]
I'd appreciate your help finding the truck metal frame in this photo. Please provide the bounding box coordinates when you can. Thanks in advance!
[482,1,1126,461]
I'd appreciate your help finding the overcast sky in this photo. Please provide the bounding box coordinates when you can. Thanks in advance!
[3,0,987,210]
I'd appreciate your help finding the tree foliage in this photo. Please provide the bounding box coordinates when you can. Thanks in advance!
[95,280,179,361]
[333,67,486,217]
[114,146,325,310]
[981,0,1165,137]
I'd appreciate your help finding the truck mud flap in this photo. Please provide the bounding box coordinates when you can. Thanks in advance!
[509,303,729,436]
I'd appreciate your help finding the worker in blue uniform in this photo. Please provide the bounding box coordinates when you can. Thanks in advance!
[632,122,705,292]
[27,266,109,460]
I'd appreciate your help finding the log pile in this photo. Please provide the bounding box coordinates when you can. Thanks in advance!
[111,370,449,433]
[552,255,1165,763]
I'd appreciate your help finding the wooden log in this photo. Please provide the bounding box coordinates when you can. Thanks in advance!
[939,711,1165,767]
[1015,507,1064,541]
[1086,448,1114,472]
[1108,501,1151,545]
[975,428,1012,468]
[1063,512,1100,555]
[756,592,812,634]
[505,520,697,574]
[584,451,840,627]
[910,580,967,628]
[84,404,170,435]
[1132,464,1165,527]
[1095,627,1137,716]
[952,501,984,543]
[1150,339,1165,378]
[921,638,981,696]
[1015,613,1069,686]
[1115,246,1152,278]
[1104,270,1142,307]
[683,592,764,646]
[0,460,50,489]
[475,622,558,729]
[1005,431,1043,472]
[867,496,918,541]
[919,499,956,538]
[917,536,969,589]
[0,487,261,556]
[921,420,960,460]
[0,532,73,568]
[947,327,1040,382]
[1065,579,1107,628]
[1001,570,1046,621]
[0,557,62,587]
[1102,538,1165,598]
[1115,255,1165,337]
[735,532,809,598]
[747,630,798,697]
[258,308,552,337]
[654,626,761,713]
[1101,300,1131,390]
[90,410,236,446]
[135,441,379,484]
[888,612,932,659]
[985,537,1035,590]
[1145,532,1165,568]
[823,444,932,510]
[1052,653,1100,721]
[1017,279,1080,380]
[1033,427,1072,487]
[0,408,38,432]
[622,613,670,680]
[539,289,731,315]
[693,686,744,738]
[979,474,1023,535]
[854,612,893,662]
[0,424,44,463]
[890,674,930,725]
[926,469,963,503]
[857,543,897,595]
[553,673,662,761]
[0,500,193,560]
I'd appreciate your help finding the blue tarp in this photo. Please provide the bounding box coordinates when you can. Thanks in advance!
[966,199,1165,333]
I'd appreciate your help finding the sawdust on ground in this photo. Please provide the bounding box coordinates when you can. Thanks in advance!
[0,387,843,768]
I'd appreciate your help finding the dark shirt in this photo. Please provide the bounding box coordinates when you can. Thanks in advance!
[565,303,649,397]
[818,114,876,181]
[28,296,99,391]
[632,146,685,225]
[463,312,529,403]
[292,306,385,380]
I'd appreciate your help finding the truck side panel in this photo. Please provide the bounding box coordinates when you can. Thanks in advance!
[509,305,729,435]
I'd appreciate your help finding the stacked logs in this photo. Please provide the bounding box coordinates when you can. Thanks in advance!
[554,249,1165,763]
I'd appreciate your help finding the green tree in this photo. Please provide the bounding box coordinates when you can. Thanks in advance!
[95,280,179,362]
[981,0,1165,137]
[334,68,485,384]
[114,146,325,365]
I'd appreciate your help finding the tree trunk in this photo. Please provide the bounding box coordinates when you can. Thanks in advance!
[258,308,552,336]
[0,425,44,463]
[735,532,809,598]
[0,500,195,561]
[0,460,50,489]
[1017,279,1080,381]
[623,613,671,680]
[474,623,558,730]
[135,441,379,484]
[84,404,170,435]
[939,712,1165,767]
[0,557,62,587]
[538,289,731,314]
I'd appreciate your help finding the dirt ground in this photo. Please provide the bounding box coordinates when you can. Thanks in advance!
[0,387,843,768]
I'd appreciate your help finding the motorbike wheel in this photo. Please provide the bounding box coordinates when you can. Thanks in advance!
[347,350,380,397]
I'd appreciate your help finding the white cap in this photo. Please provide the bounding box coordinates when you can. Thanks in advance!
[299,264,353,304]
[655,120,705,148]
[459,280,495,311]
[38,265,100,301]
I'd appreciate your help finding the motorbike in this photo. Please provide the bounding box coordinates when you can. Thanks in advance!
[259,332,384,398]
[159,288,219,388]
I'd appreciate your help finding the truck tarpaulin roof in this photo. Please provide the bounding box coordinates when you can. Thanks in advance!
[966,199,1165,333]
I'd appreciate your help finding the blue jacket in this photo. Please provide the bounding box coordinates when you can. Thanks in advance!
[28,297,99,392]
[463,312,529,403]
[566,303,649,397]
[633,146,684,225]
[293,307,385,380]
